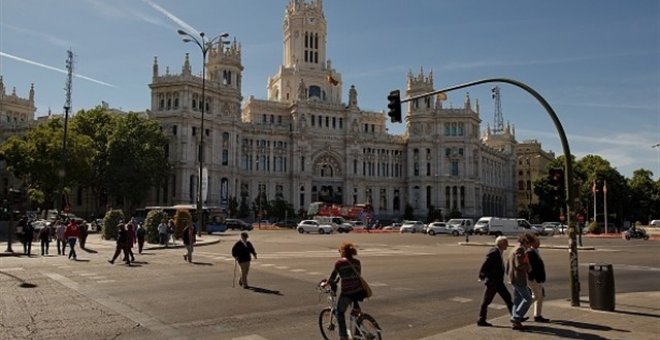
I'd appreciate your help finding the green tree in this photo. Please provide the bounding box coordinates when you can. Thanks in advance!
[426,205,443,223]
[0,117,94,214]
[104,112,170,215]
[228,196,239,218]
[174,208,192,239]
[403,204,414,220]
[144,209,168,244]
[70,106,118,216]
[628,169,658,224]
[102,209,124,240]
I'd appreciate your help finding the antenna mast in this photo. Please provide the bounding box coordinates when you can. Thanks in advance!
[491,86,503,134]
[64,50,73,113]
[60,49,74,213]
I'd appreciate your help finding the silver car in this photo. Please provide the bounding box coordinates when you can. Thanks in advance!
[296,220,334,234]
[399,221,425,233]
[426,222,465,236]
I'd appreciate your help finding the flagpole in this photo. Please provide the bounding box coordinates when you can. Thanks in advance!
[604,180,608,234]
[592,179,597,228]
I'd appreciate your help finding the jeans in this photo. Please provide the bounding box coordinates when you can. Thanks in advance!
[67,238,77,259]
[336,294,361,338]
[511,284,532,322]
[41,240,50,255]
[57,238,67,255]
[185,243,193,262]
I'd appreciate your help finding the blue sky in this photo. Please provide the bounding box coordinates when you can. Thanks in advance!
[1,0,658,179]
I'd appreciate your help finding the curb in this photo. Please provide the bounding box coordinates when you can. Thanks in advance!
[458,242,596,250]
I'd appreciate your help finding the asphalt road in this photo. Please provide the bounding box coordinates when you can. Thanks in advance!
[1,231,658,340]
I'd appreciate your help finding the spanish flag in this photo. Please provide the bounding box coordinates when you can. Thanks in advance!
[327,73,339,86]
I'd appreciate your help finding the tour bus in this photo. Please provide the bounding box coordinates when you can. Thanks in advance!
[140,204,228,234]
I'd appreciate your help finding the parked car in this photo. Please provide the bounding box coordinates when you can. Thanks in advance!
[541,222,566,235]
[274,220,299,228]
[650,220,660,227]
[399,221,425,233]
[225,219,253,231]
[530,224,546,236]
[426,222,465,236]
[296,220,334,234]
[382,223,401,231]
[446,218,474,234]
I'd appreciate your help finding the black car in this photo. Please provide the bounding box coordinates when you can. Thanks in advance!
[225,219,253,231]
[274,220,299,228]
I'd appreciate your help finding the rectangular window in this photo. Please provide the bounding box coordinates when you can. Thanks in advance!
[262,114,267,124]
[451,161,459,176]
[222,150,229,166]
[311,115,315,126]
[301,156,305,172]
[339,118,343,129]
[332,117,336,128]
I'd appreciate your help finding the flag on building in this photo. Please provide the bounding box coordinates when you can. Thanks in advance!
[326,73,338,86]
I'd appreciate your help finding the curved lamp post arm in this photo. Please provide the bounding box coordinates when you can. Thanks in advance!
[403,77,580,306]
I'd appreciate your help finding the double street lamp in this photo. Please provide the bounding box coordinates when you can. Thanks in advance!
[177,29,229,235]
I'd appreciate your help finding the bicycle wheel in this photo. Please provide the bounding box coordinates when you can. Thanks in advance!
[319,307,337,340]
[356,313,382,340]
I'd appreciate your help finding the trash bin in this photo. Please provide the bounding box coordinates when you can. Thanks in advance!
[589,263,615,311]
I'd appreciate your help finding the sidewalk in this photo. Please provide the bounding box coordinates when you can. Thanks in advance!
[458,241,596,251]
[0,233,221,257]
[422,291,660,340]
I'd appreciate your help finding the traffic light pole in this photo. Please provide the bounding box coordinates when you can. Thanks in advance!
[396,77,580,306]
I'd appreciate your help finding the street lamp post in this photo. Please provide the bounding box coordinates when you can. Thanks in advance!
[178,29,229,236]
[400,77,581,306]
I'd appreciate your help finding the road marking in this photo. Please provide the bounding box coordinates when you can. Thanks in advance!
[96,280,116,284]
[307,271,322,276]
[370,282,388,287]
[232,335,269,340]
[392,287,414,291]
[78,272,97,276]
[581,263,660,272]
[290,269,306,273]
[450,297,472,303]
[1,267,24,272]
[489,303,507,310]
[90,276,106,280]
[274,266,289,270]
[259,263,275,267]
[44,272,187,339]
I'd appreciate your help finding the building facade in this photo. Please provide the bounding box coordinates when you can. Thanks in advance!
[146,0,519,220]
[514,139,555,217]
[0,77,36,196]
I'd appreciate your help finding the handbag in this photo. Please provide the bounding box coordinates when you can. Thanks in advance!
[347,260,373,298]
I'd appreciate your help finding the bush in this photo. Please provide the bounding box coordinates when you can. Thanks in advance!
[102,209,125,240]
[173,208,192,239]
[588,221,600,234]
[145,209,168,244]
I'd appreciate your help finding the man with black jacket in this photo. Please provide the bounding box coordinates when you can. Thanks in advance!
[183,222,196,263]
[232,232,257,289]
[477,236,513,327]
[527,235,549,322]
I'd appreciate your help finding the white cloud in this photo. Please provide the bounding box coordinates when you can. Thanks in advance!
[142,0,199,36]
[0,52,117,88]
[1,24,71,48]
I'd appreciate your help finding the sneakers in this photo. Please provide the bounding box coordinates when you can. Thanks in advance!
[476,319,492,327]
[108,260,114,264]
[534,316,550,323]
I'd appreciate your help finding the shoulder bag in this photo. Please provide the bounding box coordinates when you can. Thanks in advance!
[347,260,373,298]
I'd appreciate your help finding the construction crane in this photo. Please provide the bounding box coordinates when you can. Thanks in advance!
[491,86,504,134]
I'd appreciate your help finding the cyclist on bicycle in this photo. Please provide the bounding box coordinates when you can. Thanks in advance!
[326,241,367,340]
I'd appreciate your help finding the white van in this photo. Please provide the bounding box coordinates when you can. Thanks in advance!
[475,217,533,236]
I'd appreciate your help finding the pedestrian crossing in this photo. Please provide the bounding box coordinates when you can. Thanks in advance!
[195,247,433,262]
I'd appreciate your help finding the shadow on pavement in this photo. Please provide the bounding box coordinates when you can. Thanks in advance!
[551,320,629,333]
[611,309,660,319]
[522,325,612,339]
[130,261,149,265]
[81,248,98,254]
[0,271,38,288]
[247,286,283,296]
[192,261,213,266]
[73,259,91,262]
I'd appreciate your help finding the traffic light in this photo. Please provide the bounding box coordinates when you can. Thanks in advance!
[548,167,565,201]
[387,90,402,123]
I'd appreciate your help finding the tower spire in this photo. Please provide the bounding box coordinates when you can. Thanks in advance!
[491,86,504,134]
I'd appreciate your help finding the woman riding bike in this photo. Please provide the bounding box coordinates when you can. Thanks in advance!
[326,241,368,340]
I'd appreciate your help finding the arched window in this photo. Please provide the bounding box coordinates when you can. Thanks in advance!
[308,85,321,98]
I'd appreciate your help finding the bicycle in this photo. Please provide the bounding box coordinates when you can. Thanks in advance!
[317,280,382,340]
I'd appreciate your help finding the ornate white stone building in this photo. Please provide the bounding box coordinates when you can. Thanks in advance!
[146,0,518,219]
[0,77,36,195]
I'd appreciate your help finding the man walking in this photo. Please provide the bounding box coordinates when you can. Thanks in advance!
[39,223,52,256]
[527,235,550,322]
[108,223,130,265]
[22,220,35,256]
[231,232,257,289]
[182,222,195,262]
[477,236,513,326]
[136,223,146,254]
[55,220,66,255]
[64,219,80,260]
[507,233,533,330]
[158,219,168,246]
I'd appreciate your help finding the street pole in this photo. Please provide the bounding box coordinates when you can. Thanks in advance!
[592,179,597,228]
[604,180,608,234]
[400,77,581,306]
[178,30,229,237]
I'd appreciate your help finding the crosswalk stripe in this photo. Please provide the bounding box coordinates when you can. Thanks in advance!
[1,267,24,272]
[97,280,116,284]
[450,297,472,303]
[489,303,507,310]
[232,335,269,340]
